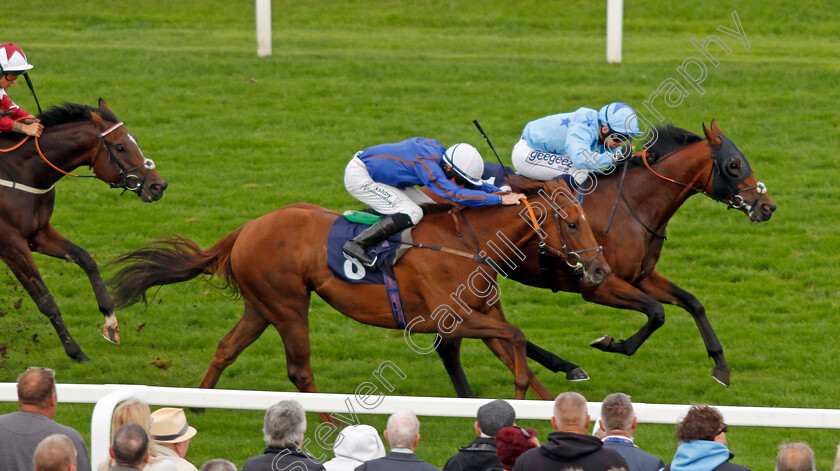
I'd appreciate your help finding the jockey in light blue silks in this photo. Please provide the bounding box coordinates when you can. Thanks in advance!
[511,102,642,193]
[343,137,525,266]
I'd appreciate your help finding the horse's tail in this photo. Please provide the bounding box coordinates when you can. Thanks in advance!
[108,227,244,309]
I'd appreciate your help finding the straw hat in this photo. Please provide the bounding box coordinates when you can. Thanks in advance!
[150,407,197,444]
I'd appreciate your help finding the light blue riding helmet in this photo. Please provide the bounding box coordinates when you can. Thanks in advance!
[598,102,642,136]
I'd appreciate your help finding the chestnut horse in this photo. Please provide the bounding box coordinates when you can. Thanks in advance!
[0,99,167,361]
[109,178,609,403]
[435,121,776,392]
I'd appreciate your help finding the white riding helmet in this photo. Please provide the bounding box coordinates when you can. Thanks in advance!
[442,143,484,186]
[0,43,34,73]
[598,102,641,136]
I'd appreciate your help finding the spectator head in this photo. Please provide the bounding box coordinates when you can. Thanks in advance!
[675,405,727,444]
[552,392,590,434]
[150,407,197,458]
[494,426,539,470]
[114,398,153,433]
[263,400,307,448]
[330,424,386,466]
[33,434,77,471]
[776,442,815,471]
[600,392,636,435]
[476,399,516,437]
[384,409,421,450]
[199,458,238,471]
[17,367,57,416]
[111,423,150,468]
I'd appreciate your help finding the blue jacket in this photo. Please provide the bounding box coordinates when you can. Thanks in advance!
[358,137,503,207]
[521,107,618,170]
[665,440,750,471]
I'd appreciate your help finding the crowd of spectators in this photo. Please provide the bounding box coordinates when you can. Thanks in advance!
[2,366,838,471]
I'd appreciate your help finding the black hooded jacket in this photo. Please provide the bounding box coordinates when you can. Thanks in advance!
[512,432,629,471]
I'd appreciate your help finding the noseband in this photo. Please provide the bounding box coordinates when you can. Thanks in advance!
[97,122,156,195]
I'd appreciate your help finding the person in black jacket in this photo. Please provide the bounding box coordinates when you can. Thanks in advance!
[355,409,439,471]
[513,392,629,471]
[443,399,516,471]
[241,400,324,471]
[663,404,750,471]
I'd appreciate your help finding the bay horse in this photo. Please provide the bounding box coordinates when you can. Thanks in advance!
[108,178,609,405]
[435,121,776,392]
[0,99,167,361]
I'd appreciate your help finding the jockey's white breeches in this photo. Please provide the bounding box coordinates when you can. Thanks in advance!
[344,154,432,225]
[511,139,590,186]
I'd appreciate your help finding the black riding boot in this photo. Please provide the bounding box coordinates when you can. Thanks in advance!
[342,213,414,267]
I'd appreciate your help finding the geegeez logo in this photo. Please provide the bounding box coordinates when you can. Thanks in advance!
[527,151,573,169]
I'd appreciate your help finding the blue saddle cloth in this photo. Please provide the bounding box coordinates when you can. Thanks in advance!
[327,216,407,284]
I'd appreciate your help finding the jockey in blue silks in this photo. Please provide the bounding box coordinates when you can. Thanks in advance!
[343,137,525,266]
[511,102,642,192]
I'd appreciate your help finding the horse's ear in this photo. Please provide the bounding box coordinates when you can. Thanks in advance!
[710,119,723,137]
[98,98,112,113]
[702,121,722,148]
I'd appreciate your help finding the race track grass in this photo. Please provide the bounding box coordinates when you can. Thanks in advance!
[1,1,839,469]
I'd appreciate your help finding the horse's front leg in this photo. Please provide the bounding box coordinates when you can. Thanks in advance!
[0,236,89,361]
[636,270,729,386]
[582,274,665,356]
[31,224,120,344]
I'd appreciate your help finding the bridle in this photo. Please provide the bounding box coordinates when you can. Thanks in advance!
[640,134,768,218]
[520,197,603,275]
[0,119,156,195]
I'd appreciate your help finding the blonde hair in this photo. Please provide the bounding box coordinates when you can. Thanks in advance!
[100,398,167,470]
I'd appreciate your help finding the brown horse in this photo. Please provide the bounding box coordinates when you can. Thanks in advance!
[435,121,776,391]
[0,99,167,361]
[109,178,609,403]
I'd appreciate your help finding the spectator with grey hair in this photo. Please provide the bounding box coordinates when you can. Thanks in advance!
[663,404,749,471]
[513,391,629,471]
[199,459,237,471]
[599,393,664,471]
[443,399,516,471]
[241,400,324,471]
[33,434,77,471]
[0,366,91,471]
[356,409,439,471]
[110,423,150,470]
[775,443,816,471]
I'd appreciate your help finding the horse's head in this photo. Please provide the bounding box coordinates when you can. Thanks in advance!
[89,99,167,202]
[512,176,610,285]
[703,120,775,222]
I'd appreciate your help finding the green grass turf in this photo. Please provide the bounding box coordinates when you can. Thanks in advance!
[1,0,839,469]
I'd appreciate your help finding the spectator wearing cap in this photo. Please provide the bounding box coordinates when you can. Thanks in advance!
[323,424,385,471]
[443,399,516,471]
[489,426,539,471]
[0,366,91,471]
[150,408,198,471]
[599,393,664,471]
[513,392,629,471]
[241,400,324,471]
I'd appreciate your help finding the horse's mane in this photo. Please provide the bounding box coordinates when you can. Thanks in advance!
[644,124,704,161]
[36,102,119,127]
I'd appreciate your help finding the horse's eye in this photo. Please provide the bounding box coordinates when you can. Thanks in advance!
[726,159,741,176]
[567,222,578,230]
[115,144,126,152]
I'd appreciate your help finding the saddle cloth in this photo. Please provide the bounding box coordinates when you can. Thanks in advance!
[327,216,412,285]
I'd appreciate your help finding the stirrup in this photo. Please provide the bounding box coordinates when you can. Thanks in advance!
[342,240,377,267]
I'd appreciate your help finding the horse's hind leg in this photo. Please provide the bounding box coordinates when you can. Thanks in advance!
[637,270,729,386]
[434,338,474,398]
[525,341,590,381]
[198,300,270,390]
[0,237,88,361]
[31,224,120,344]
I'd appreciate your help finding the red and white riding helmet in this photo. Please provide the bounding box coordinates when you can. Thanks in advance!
[0,43,34,73]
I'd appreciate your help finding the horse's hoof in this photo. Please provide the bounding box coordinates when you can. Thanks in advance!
[72,352,91,363]
[713,367,730,387]
[566,367,590,382]
[101,315,121,345]
[590,335,614,351]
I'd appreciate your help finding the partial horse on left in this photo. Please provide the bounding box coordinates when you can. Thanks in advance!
[0,99,167,361]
